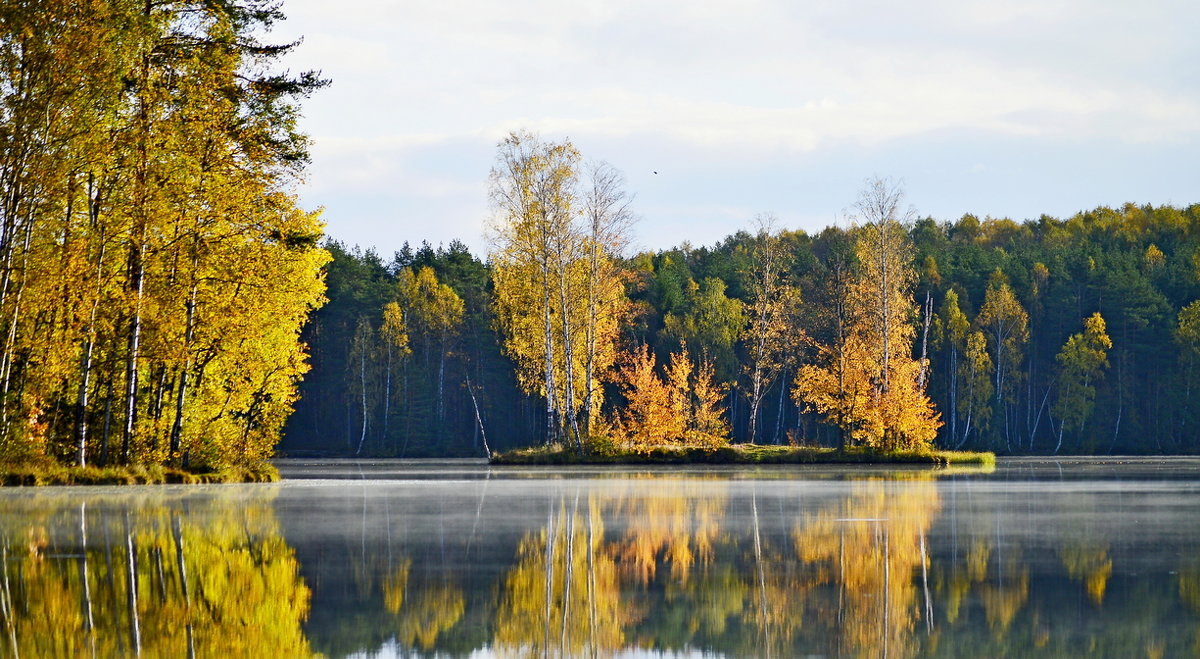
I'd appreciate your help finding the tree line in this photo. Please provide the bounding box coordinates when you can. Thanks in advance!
[0,0,327,470]
[285,133,1200,456]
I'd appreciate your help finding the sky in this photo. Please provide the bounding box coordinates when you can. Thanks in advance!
[269,0,1200,259]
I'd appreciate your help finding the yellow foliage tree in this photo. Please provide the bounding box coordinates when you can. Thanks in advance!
[976,276,1030,448]
[489,131,630,451]
[612,346,730,452]
[795,179,940,450]
[612,345,681,450]
[1052,311,1112,452]
[0,0,328,470]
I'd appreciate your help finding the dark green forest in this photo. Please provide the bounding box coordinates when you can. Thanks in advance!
[283,203,1200,456]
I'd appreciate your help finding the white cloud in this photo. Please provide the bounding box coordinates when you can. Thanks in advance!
[271,0,1200,254]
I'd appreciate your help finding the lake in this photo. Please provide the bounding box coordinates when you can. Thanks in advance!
[2,458,1199,657]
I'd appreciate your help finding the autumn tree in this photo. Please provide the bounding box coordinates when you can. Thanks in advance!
[958,331,995,447]
[581,161,634,432]
[976,274,1030,449]
[348,316,380,454]
[612,345,678,449]
[379,301,411,441]
[740,214,801,444]
[1052,312,1112,452]
[612,345,729,452]
[489,132,630,451]
[794,228,861,447]
[396,267,464,424]
[0,0,328,470]
[795,179,940,450]
[940,290,969,442]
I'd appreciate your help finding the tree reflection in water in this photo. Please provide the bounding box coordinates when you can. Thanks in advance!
[792,477,941,659]
[5,468,1200,657]
[0,490,314,658]
[494,493,627,657]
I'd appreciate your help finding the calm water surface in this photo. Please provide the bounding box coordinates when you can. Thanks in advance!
[2,457,1200,657]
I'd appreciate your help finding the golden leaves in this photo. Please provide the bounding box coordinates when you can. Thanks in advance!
[794,218,941,450]
[610,346,730,452]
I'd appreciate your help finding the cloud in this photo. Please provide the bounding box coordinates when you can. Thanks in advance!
[272,0,1200,255]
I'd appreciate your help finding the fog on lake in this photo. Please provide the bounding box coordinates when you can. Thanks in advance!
[2,458,1199,657]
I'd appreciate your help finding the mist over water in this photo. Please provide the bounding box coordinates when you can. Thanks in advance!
[2,458,1199,657]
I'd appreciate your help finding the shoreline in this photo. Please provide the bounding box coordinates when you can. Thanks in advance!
[489,444,996,467]
[0,462,280,486]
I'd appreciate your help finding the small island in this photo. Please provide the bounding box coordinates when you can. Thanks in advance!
[490,443,995,467]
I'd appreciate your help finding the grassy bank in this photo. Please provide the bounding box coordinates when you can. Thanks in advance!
[490,443,995,467]
[0,461,280,486]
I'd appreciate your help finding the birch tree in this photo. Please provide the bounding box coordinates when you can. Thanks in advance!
[741,214,800,444]
[976,276,1029,449]
[489,131,630,451]
[580,161,634,434]
[1052,312,1111,452]
[795,179,940,449]
[0,0,329,469]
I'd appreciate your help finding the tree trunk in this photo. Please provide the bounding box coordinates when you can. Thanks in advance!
[582,243,599,437]
[556,268,582,451]
[356,346,368,455]
[100,380,113,466]
[878,227,891,393]
[774,369,787,444]
[122,243,145,464]
[75,338,95,466]
[948,345,958,446]
[465,373,490,456]
[383,344,392,440]
[918,291,932,390]
[169,291,195,460]
[0,216,33,427]
[541,266,558,445]
[437,337,446,423]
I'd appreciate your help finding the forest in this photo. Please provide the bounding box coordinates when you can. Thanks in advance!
[5,2,1200,468]
[285,136,1200,457]
[0,0,327,472]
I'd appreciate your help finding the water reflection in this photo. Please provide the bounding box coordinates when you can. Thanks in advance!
[3,462,1200,657]
[0,488,313,657]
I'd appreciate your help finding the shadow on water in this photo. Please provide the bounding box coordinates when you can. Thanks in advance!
[3,459,1200,657]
